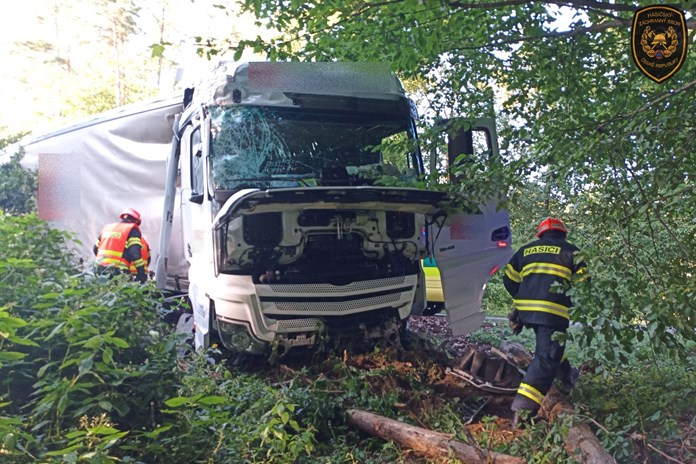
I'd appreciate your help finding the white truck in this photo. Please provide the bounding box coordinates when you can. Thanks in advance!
[13,61,513,357]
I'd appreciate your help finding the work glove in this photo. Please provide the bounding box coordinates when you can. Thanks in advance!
[507,308,523,335]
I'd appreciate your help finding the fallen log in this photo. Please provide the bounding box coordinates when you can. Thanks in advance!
[346,408,526,464]
[541,388,616,464]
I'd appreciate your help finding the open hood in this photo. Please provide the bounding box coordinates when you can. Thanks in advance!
[211,186,448,285]
[213,186,448,224]
[212,187,512,337]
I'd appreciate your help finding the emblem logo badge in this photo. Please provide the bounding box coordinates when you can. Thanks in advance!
[631,5,688,83]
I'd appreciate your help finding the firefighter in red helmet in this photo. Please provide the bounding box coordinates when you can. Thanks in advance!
[503,217,587,426]
[93,208,149,284]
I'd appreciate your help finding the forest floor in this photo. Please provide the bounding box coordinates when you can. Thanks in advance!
[270,314,527,451]
[201,313,694,462]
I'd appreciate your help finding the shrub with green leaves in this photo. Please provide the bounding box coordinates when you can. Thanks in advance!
[0,137,37,216]
[0,213,184,462]
[571,339,696,463]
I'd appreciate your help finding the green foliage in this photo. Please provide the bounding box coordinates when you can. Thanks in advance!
[482,272,512,317]
[0,304,32,360]
[22,279,181,434]
[572,341,696,463]
[145,359,320,463]
[233,0,696,369]
[0,144,37,216]
[0,212,79,311]
[502,414,577,464]
[42,413,129,463]
[0,213,183,462]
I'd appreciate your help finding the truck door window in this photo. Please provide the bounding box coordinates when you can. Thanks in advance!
[429,120,496,184]
[191,128,204,198]
[448,127,493,171]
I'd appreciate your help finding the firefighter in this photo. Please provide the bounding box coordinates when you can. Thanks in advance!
[503,217,586,425]
[93,208,149,284]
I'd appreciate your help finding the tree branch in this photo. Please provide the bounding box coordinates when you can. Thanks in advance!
[551,79,696,135]
[646,443,688,464]
[447,18,627,52]
[447,0,637,13]
[595,80,696,132]
[237,0,694,60]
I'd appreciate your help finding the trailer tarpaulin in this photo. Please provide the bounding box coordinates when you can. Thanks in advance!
[20,98,188,286]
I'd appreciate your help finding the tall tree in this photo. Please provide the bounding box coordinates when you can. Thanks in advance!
[3,0,187,138]
[92,0,141,106]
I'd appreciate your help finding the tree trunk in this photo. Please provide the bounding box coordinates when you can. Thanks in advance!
[346,408,526,464]
[541,388,617,464]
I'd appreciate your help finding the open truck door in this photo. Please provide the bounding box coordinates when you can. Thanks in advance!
[430,118,513,336]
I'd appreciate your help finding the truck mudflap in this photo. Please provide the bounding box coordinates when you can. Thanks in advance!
[432,199,513,336]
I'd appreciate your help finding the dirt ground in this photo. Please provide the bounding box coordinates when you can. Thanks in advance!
[341,315,524,442]
[262,315,693,464]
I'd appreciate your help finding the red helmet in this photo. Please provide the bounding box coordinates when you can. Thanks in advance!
[119,208,142,225]
[536,217,568,237]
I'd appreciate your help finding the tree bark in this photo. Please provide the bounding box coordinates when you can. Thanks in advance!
[346,408,526,464]
[541,388,617,464]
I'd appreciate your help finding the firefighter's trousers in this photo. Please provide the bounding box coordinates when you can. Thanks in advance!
[511,324,570,414]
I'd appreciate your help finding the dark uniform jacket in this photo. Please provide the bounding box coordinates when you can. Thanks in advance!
[503,230,586,329]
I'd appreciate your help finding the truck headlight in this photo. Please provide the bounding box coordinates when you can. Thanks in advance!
[217,320,252,350]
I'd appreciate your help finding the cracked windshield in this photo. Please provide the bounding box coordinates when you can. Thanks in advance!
[209,105,414,190]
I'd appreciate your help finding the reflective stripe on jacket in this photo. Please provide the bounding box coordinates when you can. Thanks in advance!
[129,236,150,274]
[95,222,142,273]
[503,232,586,328]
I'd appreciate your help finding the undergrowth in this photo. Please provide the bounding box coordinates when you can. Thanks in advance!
[1,212,695,463]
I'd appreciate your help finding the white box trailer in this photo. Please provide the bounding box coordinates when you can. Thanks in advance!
[13,61,513,357]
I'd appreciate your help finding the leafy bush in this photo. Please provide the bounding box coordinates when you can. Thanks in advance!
[0,212,78,310]
[571,340,696,463]
[482,272,512,317]
[0,138,37,215]
[150,362,319,464]
[0,213,184,461]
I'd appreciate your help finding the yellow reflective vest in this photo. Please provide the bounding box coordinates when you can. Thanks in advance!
[94,222,145,275]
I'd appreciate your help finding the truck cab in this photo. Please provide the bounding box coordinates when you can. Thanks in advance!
[165,61,512,356]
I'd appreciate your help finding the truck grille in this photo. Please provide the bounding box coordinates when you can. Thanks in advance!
[272,292,402,313]
[267,276,406,294]
[258,276,416,317]
[277,319,321,330]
